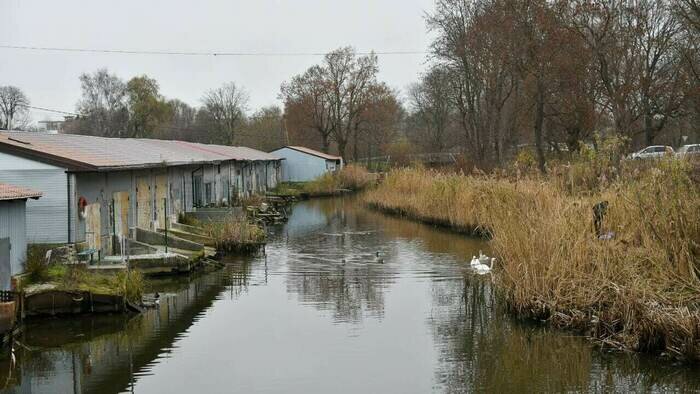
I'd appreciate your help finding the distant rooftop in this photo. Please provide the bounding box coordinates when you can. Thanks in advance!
[275,146,342,161]
[0,183,42,201]
[0,131,281,171]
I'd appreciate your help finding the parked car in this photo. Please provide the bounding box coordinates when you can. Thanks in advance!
[628,145,674,160]
[676,144,700,158]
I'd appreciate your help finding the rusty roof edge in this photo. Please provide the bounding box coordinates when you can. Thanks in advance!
[0,142,95,171]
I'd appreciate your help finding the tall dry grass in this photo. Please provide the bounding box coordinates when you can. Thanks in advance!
[364,159,700,360]
[204,216,266,254]
[304,164,376,195]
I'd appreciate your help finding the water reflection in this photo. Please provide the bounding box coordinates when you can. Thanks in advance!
[1,196,699,393]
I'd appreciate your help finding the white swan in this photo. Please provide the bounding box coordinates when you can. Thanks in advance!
[474,258,495,274]
[470,256,480,266]
[478,251,489,265]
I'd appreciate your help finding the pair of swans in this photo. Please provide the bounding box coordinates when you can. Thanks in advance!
[470,251,495,274]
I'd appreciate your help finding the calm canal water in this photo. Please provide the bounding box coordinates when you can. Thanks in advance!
[2,197,700,393]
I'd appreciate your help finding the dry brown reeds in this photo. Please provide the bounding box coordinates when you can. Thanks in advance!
[364,158,700,360]
[304,164,376,195]
[204,216,266,254]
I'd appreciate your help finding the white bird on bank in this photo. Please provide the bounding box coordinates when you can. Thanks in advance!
[474,258,495,274]
[478,251,489,265]
[375,251,384,264]
[470,256,480,266]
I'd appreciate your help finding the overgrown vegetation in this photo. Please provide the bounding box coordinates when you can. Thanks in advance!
[24,245,54,283]
[204,216,266,254]
[364,155,700,361]
[284,164,376,196]
[23,263,145,303]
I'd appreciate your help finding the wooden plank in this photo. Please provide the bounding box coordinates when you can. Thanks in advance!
[136,177,152,229]
[113,191,130,237]
[155,173,168,229]
[85,202,101,250]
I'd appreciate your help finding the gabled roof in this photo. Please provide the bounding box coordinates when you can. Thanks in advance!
[0,183,42,201]
[274,146,342,161]
[0,132,281,172]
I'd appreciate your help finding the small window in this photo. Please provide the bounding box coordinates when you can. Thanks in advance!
[654,147,666,153]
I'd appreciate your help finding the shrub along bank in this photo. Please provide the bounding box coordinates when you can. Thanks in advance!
[364,158,700,360]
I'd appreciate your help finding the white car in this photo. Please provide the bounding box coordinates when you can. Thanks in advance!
[629,145,674,160]
[676,144,700,158]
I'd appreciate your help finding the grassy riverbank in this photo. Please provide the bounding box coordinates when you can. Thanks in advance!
[273,164,377,197]
[23,259,145,303]
[364,158,700,360]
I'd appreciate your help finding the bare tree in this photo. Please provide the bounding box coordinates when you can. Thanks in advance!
[676,0,700,33]
[427,0,519,168]
[76,69,128,137]
[201,82,249,145]
[0,86,30,130]
[281,65,335,152]
[408,66,455,152]
[325,47,380,159]
[238,106,287,151]
[280,47,383,158]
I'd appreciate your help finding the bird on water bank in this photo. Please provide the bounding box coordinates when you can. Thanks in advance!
[375,251,384,263]
[478,251,489,265]
[474,258,495,274]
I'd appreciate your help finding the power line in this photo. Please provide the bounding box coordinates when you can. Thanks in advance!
[0,44,427,57]
[21,105,80,116]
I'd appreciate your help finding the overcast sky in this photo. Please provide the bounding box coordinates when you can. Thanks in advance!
[1,0,435,123]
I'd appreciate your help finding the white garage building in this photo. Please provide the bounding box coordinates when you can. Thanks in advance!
[270,146,343,182]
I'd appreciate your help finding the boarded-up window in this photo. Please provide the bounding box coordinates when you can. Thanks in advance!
[155,174,168,229]
[113,192,129,237]
[85,203,101,251]
[136,177,151,229]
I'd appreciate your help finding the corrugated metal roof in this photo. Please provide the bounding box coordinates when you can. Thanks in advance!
[0,132,281,171]
[0,183,42,201]
[276,146,343,161]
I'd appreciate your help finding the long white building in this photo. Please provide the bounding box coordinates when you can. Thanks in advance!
[0,132,282,256]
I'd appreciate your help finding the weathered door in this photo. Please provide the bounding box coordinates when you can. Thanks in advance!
[0,238,10,290]
[193,175,203,207]
[136,177,152,229]
[155,174,168,229]
[113,192,129,237]
[85,203,101,251]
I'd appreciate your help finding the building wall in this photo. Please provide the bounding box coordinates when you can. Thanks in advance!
[0,150,280,257]
[74,166,202,256]
[271,148,333,182]
[0,152,69,244]
[0,199,27,289]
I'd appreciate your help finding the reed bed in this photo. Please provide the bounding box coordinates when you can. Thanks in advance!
[303,164,376,194]
[205,216,266,254]
[364,159,700,360]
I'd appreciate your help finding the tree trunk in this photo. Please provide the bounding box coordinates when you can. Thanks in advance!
[337,139,347,161]
[644,114,655,146]
[352,128,359,161]
[321,133,330,153]
[534,85,547,174]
